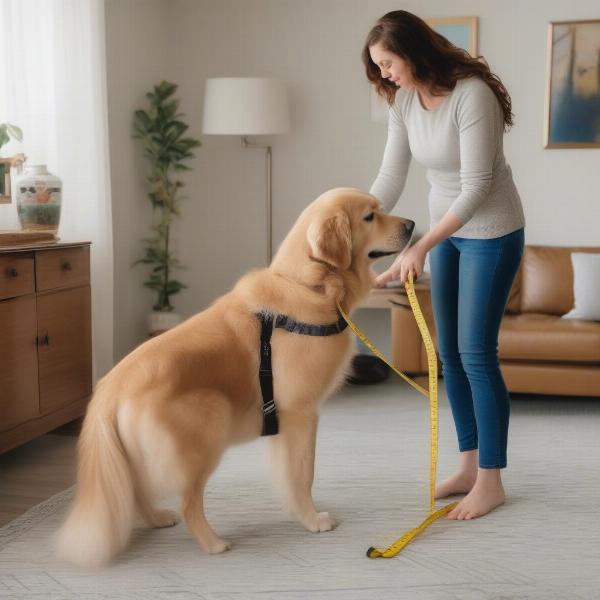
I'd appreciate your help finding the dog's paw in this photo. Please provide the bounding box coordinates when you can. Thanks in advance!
[206,538,232,554]
[152,509,180,528]
[307,511,337,533]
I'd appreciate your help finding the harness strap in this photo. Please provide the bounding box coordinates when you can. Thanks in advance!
[274,314,348,336]
[258,313,279,436]
[256,310,349,437]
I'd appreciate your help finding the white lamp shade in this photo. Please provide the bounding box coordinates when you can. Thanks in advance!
[202,77,290,135]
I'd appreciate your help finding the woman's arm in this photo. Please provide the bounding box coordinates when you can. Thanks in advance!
[375,211,463,286]
[369,98,412,213]
[447,78,502,225]
[412,210,463,254]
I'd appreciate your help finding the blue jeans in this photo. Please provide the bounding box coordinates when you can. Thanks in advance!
[429,228,524,469]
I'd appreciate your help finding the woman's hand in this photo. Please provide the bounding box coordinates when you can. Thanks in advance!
[374,244,426,287]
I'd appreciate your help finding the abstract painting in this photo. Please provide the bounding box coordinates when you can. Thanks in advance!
[545,19,600,148]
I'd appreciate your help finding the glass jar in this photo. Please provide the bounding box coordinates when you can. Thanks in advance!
[16,164,62,232]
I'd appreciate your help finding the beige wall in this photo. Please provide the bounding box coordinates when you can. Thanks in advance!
[105,0,171,359]
[106,0,600,360]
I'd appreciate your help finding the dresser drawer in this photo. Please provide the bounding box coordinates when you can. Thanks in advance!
[35,246,90,291]
[0,254,35,300]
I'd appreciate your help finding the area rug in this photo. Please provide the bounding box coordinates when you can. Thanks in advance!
[1,381,599,599]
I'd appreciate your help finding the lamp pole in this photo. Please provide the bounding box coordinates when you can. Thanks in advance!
[203,78,289,266]
[242,136,272,265]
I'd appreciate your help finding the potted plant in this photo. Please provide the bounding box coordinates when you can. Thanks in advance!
[133,81,201,337]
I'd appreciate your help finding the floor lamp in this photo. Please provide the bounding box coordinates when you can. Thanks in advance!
[202,77,290,264]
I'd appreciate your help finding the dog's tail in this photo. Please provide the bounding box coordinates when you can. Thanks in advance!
[56,383,134,568]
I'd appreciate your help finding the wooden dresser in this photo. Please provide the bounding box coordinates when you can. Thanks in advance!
[0,241,92,454]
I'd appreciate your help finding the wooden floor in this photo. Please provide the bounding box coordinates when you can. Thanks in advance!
[0,420,80,527]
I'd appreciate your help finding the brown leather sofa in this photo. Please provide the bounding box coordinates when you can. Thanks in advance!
[390,245,600,396]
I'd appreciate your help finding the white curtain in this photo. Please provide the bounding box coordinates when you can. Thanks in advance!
[0,0,114,382]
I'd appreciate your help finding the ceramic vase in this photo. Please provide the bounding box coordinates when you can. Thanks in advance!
[15,164,62,232]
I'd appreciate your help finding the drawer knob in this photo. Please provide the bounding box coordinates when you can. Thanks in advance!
[36,333,50,347]
[61,260,72,271]
[9,267,18,277]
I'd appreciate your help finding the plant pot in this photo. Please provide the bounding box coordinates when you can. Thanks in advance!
[147,310,183,338]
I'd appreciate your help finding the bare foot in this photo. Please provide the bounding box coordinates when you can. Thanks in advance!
[447,470,505,520]
[435,449,478,499]
[435,471,477,499]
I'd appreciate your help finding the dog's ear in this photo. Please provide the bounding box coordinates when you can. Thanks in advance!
[307,212,352,269]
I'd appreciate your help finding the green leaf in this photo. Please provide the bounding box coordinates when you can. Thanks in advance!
[160,99,179,121]
[0,128,9,148]
[132,258,154,266]
[134,110,152,131]
[165,120,188,138]
[166,280,187,293]
[181,137,202,148]
[6,123,23,141]
[156,81,177,100]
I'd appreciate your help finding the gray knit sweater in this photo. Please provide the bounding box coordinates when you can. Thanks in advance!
[370,77,525,239]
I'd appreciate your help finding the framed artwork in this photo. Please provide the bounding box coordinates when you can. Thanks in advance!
[545,19,600,148]
[370,16,479,122]
[426,16,479,58]
[0,158,13,204]
[0,154,25,204]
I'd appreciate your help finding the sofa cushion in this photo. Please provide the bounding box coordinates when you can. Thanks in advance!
[520,247,574,315]
[562,253,600,321]
[520,246,600,315]
[499,313,600,363]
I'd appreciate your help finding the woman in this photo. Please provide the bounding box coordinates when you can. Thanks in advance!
[363,10,525,520]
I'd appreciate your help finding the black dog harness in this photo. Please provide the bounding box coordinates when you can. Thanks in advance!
[255,311,349,436]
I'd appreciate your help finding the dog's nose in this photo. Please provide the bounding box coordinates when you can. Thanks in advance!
[404,220,415,235]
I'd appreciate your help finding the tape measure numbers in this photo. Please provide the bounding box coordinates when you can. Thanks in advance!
[337,273,458,559]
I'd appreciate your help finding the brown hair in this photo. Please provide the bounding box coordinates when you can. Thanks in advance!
[362,10,513,130]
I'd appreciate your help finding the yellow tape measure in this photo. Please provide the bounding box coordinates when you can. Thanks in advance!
[337,272,458,559]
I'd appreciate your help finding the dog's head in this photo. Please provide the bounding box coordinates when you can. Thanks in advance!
[271,188,414,304]
[304,188,414,271]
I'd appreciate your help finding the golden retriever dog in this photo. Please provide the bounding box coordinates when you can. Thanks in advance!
[57,187,414,568]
